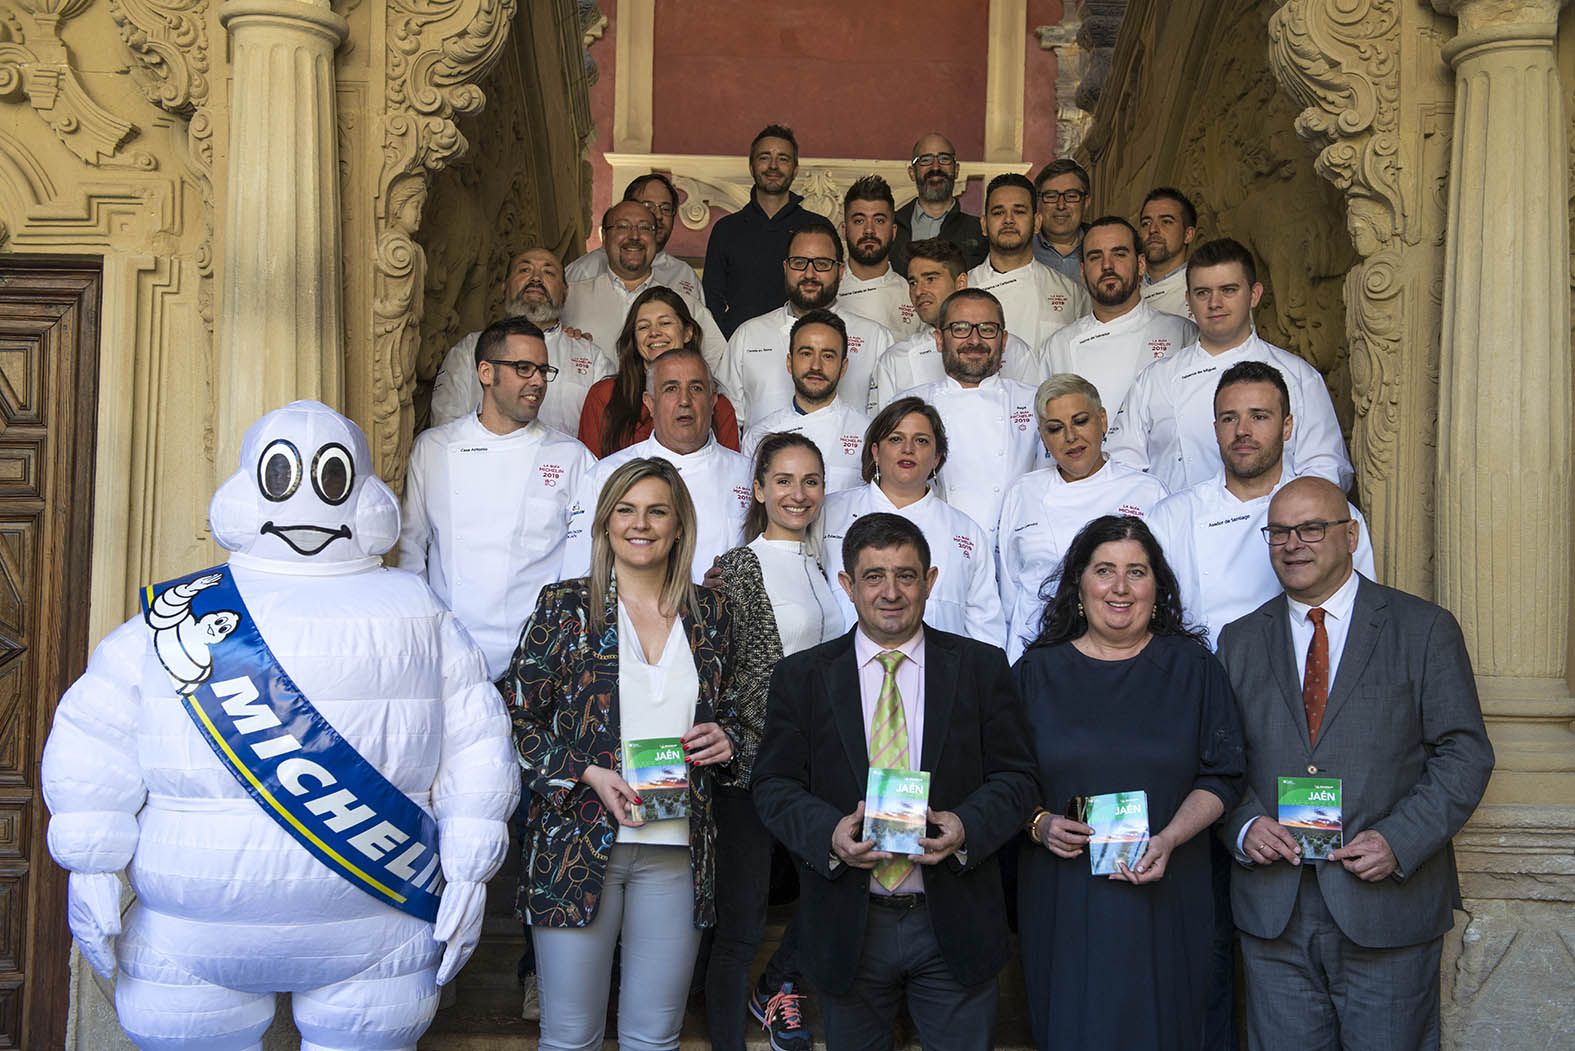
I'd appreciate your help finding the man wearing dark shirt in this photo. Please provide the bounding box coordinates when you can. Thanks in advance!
[704,124,816,338]
[891,132,987,277]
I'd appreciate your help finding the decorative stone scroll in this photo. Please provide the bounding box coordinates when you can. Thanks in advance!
[1036,13,1090,158]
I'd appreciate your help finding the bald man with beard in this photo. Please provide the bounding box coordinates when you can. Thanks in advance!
[891,132,987,277]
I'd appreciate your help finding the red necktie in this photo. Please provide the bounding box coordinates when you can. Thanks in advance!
[1303,607,1329,743]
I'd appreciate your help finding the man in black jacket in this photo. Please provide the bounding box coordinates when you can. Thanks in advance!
[753,513,1039,1050]
[703,124,817,338]
[891,132,987,278]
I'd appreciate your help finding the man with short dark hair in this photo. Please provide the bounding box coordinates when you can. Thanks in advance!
[891,132,987,276]
[1107,237,1353,493]
[1219,476,1492,1051]
[837,176,924,339]
[753,512,1038,1051]
[1139,187,1199,319]
[565,172,704,302]
[704,125,816,337]
[1043,216,1196,413]
[966,173,1089,349]
[1031,159,1090,281]
[723,219,894,426]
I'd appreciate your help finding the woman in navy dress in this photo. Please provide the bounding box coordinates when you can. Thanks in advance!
[1015,515,1244,1051]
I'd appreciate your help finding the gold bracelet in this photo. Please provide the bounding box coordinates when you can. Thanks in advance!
[1026,807,1052,845]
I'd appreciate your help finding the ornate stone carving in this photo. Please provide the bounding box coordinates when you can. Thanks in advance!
[1036,16,1090,158]
[108,0,209,116]
[0,0,145,167]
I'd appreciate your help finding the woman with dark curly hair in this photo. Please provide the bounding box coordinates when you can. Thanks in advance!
[1015,515,1245,1051]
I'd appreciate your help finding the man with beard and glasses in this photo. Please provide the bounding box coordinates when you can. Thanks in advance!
[743,309,871,494]
[895,289,1042,544]
[836,176,924,339]
[704,124,817,338]
[1031,159,1091,282]
[966,173,1089,350]
[1139,187,1199,320]
[563,200,729,382]
[430,247,612,432]
[891,132,987,276]
[1043,217,1197,413]
[565,172,704,303]
[724,219,894,427]
[873,238,1048,407]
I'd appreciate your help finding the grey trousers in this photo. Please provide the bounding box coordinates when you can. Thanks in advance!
[532,843,703,1051]
[821,897,997,1051]
[1239,866,1442,1051]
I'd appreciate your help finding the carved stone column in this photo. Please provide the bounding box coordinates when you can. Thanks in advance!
[1431,0,1572,692]
[216,0,348,471]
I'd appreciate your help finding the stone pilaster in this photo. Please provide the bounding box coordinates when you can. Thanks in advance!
[216,0,348,474]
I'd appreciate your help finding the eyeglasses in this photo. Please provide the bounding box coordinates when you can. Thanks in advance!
[486,359,559,382]
[1039,189,1088,205]
[640,201,675,217]
[943,320,1003,340]
[786,256,839,272]
[1261,518,1351,545]
[605,220,656,237]
[912,152,956,167]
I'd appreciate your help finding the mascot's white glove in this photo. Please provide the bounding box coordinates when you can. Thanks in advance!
[432,880,488,986]
[67,871,123,979]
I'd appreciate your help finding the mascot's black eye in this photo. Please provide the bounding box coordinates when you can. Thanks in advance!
[312,443,355,505]
[257,439,302,502]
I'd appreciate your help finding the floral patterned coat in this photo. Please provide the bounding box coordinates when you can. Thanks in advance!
[504,577,737,929]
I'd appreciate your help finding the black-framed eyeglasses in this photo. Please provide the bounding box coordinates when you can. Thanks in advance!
[486,359,559,382]
[944,320,1003,340]
[912,152,956,167]
[786,256,838,273]
[1039,189,1088,205]
[605,220,656,237]
[1261,518,1351,545]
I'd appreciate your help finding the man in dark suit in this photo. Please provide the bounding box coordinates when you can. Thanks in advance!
[891,132,987,278]
[1217,476,1494,1049]
[752,512,1038,1050]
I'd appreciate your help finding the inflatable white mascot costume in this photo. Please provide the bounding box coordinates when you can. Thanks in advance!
[41,401,521,1050]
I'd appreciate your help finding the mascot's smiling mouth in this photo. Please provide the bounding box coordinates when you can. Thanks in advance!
[260,521,353,557]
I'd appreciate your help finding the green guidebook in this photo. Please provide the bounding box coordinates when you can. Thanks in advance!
[1074,790,1150,876]
[863,768,931,855]
[622,737,689,823]
[1277,776,1343,860]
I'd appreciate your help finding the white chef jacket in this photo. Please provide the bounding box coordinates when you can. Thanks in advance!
[742,399,871,494]
[723,303,894,426]
[563,433,753,582]
[1041,301,1198,416]
[995,459,1169,663]
[817,483,1006,648]
[1105,333,1355,494]
[565,248,705,305]
[964,257,1091,350]
[560,268,732,392]
[429,326,612,434]
[1145,467,1376,649]
[1141,265,1193,320]
[836,266,924,339]
[873,328,1045,409]
[398,415,595,680]
[897,374,1045,544]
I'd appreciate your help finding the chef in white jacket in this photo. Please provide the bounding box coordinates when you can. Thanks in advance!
[430,246,611,432]
[1138,187,1198,320]
[964,173,1089,350]
[1042,217,1197,415]
[997,374,1169,662]
[1106,237,1353,494]
[564,347,752,581]
[724,219,893,426]
[816,396,1006,646]
[873,236,1047,407]
[400,317,596,682]
[564,173,704,303]
[835,175,925,338]
[1145,360,1374,647]
[741,308,870,494]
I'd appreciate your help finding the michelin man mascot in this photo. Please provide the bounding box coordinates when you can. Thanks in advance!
[41,401,521,1050]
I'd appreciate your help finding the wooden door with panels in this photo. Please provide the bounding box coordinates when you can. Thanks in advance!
[0,255,101,1049]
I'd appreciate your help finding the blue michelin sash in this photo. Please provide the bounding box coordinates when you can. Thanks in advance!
[142,564,443,922]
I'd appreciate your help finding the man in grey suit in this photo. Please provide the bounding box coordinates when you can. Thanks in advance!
[1217,476,1494,1050]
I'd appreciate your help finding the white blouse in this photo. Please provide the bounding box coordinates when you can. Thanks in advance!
[615,600,698,847]
[748,536,843,655]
